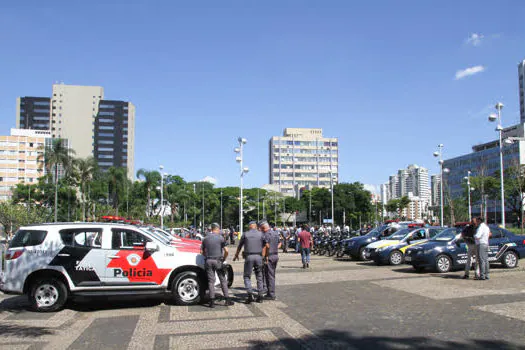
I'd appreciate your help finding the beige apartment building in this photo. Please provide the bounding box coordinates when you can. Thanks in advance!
[0,129,49,201]
[269,128,339,196]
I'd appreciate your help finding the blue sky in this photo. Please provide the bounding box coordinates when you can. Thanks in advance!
[1,1,525,191]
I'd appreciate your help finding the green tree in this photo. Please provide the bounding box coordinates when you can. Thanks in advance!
[74,157,97,221]
[39,139,75,222]
[136,169,161,217]
[0,202,47,237]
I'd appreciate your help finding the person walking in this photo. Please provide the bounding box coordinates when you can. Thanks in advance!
[233,221,268,304]
[260,220,281,300]
[474,216,491,280]
[298,225,313,268]
[282,227,289,253]
[461,219,478,279]
[201,223,234,308]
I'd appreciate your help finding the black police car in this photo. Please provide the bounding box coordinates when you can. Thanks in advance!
[404,226,525,273]
[342,225,394,260]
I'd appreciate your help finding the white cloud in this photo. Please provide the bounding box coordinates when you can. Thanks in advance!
[200,176,218,185]
[364,184,379,194]
[466,33,484,46]
[455,65,485,80]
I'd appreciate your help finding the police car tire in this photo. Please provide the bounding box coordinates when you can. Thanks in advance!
[435,254,452,273]
[172,271,203,306]
[501,251,518,268]
[359,247,367,261]
[389,251,403,265]
[29,278,68,312]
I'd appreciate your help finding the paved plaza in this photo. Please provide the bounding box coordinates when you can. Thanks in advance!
[1,252,525,349]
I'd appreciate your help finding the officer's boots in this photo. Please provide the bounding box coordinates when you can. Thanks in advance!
[209,299,215,308]
[225,298,234,306]
[256,293,264,303]
[246,294,254,304]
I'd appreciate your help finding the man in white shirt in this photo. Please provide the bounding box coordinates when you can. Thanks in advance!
[473,217,491,280]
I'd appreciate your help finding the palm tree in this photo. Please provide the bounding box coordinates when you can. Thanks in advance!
[38,139,75,222]
[108,167,127,216]
[74,157,97,221]
[136,169,161,217]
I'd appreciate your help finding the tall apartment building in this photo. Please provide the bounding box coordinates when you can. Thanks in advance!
[16,97,51,130]
[94,100,135,176]
[0,129,49,201]
[16,84,135,179]
[519,59,525,123]
[387,165,430,203]
[269,128,338,196]
[430,174,441,207]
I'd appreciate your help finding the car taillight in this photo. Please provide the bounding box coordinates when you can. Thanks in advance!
[5,250,24,260]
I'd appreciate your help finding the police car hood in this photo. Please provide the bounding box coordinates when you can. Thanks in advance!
[366,240,400,249]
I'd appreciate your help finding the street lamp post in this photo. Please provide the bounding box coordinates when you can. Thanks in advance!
[464,171,472,222]
[159,165,164,229]
[220,189,223,229]
[234,137,249,237]
[489,102,506,228]
[330,171,335,229]
[433,145,445,227]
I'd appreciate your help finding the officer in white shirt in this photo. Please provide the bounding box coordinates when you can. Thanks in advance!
[474,216,491,280]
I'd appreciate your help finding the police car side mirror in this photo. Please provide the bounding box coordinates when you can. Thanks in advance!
[145,242,159,252]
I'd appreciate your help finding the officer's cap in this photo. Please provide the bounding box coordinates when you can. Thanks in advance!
[211,223,220,230]
[248,221,257,226]
[258,220,268,227]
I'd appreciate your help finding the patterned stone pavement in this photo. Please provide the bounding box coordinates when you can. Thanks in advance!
[1,253,525,349]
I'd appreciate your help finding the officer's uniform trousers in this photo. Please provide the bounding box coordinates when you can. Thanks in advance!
[205,258,229,299]
[263,254,279,297]
[243,254,263,295]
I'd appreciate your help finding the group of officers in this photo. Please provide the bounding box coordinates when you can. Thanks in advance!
[200,220,281,308]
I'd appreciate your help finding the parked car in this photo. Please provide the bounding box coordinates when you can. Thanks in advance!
[0,223,233,312]
[342,225,398,260]
[404,226,525,273]
[368,227,443,265]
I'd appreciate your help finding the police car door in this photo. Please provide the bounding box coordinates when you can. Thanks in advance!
[51,227,106,288]
[105,228,165,287]
[488,228,507,261]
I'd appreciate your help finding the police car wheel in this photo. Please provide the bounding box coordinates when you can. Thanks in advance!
[172,271,202,305]
[502,251,518,268]
[359,247,367,261]
[389,251,403,265]
[29,278,68,312]
[435,255,452,273]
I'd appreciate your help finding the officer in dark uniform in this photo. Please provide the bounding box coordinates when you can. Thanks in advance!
[260,220,281,300]
[201,223,234,308]
[233,221,267,304]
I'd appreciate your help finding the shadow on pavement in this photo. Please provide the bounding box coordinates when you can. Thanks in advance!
[0,295,30,313]
[68,295,165,312]
[0,324,53,338]
[248,329,519,350]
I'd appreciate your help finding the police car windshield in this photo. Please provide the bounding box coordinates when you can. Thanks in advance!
[431,228,459,241]
[139,228,170,245]
[365,226,384,237]
[386,228,410,240]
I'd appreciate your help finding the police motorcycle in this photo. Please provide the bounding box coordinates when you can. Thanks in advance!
[312,233,324,255]
[317,233,335,256]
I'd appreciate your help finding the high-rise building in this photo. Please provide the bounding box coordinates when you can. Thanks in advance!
[430,174,441,207]
[519,60,525,123]
[269,128,338,196]
[94,100,135,177]
[50,84,104,160]
[0,129,49,201]
[16,83,135,179]
[16,97,51,130]
[386,164,430,203]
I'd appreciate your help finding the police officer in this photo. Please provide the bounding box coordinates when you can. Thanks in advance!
[201,223,233,308]
[260,220,281,300]
[233,221,267,304]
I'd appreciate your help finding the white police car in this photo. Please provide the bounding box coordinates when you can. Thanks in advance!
[0,223,233,312]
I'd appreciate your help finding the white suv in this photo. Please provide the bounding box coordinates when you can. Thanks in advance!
[0,223,233,312]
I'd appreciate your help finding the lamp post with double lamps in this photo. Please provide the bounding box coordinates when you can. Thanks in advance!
[464,171,474,222]
[234,137,249,237]
[433,145,449,226]
[489,102,506,228]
